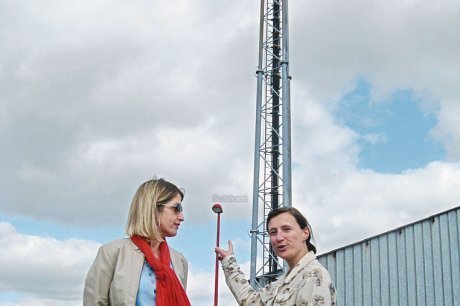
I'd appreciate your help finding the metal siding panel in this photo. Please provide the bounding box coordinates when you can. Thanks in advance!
[336,250,346,306]
[387,232,399,306]
[344,247,354,305]
[317,207,459,306]
[414,222,427,305]
[326,253,337,298]
[371,238,381,306]
[422,219,435,305]
[318,255,326,267]
[458,209,460,256]
[405,225,418,306]
[397,229,408,306]
[431,215,444,306]
[440,213,453,306]
[353,244,363,306]
[363,241,372,305]
[379,235,390,305]
[448,211,460,306]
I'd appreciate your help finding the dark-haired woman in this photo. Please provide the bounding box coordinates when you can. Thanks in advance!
[215,207,336,306]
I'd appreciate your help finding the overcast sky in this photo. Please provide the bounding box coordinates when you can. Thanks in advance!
[1,0,459,305]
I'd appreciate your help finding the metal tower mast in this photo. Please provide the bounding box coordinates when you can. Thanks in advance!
[250,0,291,288]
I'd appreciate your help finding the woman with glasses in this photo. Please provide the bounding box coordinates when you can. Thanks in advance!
[215,207,336,306]
[84,178,190,306]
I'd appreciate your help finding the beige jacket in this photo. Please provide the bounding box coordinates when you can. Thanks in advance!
[83,238,188,306]
[222,251,336,306]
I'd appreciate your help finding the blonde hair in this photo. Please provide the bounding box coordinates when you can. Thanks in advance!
[126,178,184,242]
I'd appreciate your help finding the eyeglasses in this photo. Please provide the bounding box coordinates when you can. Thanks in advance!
[159,203,183,213]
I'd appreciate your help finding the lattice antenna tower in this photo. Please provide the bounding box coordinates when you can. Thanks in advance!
[250,0,292,288]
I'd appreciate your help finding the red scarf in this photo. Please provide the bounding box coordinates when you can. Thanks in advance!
[131,235,191,306]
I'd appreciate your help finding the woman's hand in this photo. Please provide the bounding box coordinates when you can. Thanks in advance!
[215,240,234,261]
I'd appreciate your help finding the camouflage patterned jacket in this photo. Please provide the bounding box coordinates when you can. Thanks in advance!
[221,251,336,306]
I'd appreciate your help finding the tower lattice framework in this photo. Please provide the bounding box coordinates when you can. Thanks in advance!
[250,0,292,288]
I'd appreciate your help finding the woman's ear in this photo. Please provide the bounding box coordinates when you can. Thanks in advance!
[303,228,310,241]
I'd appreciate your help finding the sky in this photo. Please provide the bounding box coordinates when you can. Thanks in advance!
[1,0,459,305]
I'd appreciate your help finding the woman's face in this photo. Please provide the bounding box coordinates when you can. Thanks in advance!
[158,193,184,238]
[268,212,309,267]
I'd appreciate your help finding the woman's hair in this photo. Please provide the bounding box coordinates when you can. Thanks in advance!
[126,178,184,241]
[266,207,317,254]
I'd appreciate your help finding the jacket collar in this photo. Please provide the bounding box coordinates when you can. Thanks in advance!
[280,251,316,284]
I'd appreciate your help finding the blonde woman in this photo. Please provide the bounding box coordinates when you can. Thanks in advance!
[84,178,190,306]
[215,207,336,306]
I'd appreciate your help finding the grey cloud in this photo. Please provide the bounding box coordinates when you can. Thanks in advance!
[0,0,257,226]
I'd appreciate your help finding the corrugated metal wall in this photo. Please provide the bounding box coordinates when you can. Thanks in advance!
[318,206,460,306]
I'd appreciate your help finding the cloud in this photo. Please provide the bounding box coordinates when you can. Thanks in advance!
[291,0,459,95]
[0,0,256,226]
[433,101,460,159]
[0,222,99,302]
[0,298,81,306]
[2,0,458,225]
